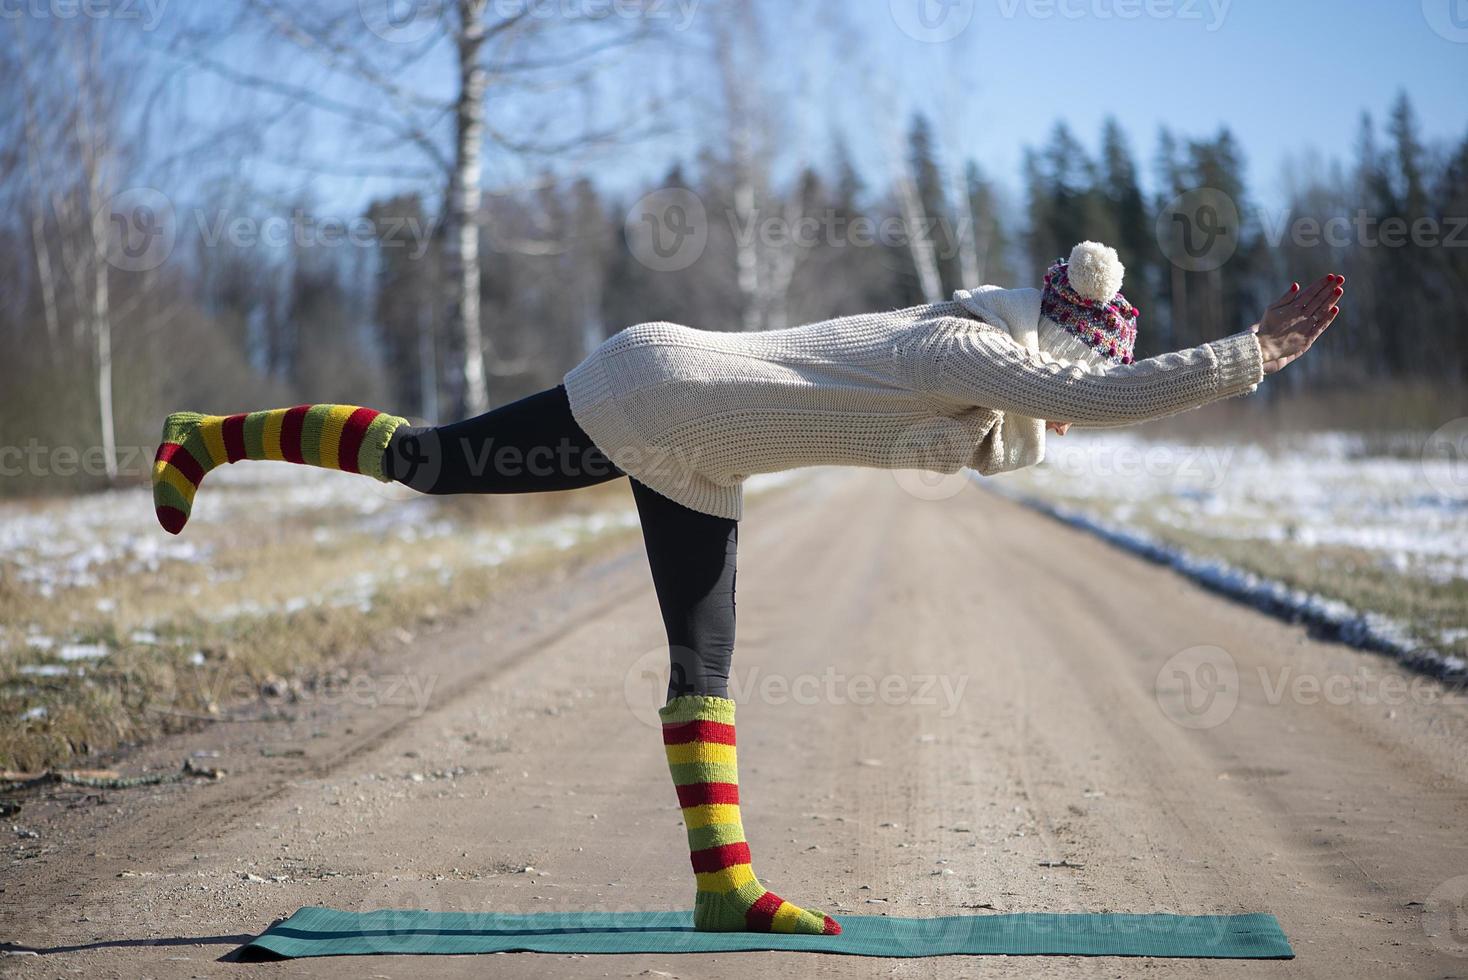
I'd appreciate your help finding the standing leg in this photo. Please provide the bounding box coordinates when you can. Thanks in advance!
[631,480,841,936]
[630,478,737,700]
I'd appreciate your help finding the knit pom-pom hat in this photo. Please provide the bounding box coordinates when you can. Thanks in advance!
[1039,241,1140,365]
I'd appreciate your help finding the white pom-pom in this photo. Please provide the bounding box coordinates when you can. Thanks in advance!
[1066,241,1125,302]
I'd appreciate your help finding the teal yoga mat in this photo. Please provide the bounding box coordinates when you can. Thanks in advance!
[241,907,1294,959]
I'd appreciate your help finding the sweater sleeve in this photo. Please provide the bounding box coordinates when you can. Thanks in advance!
[926,319,1265,426]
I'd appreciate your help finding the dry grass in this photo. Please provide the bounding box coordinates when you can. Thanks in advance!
[1148,379,1468,445]
[1150,522,1468,660]
[0,480,640,772]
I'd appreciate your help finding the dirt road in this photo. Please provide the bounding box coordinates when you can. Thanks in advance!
[5,468,1467,978]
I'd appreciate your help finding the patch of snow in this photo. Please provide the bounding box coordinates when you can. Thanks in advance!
[56,643,109,662]
[992,488,1466,682]
[18,665,69,678]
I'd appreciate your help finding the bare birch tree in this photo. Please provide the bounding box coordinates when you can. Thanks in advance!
[165,0,667,415]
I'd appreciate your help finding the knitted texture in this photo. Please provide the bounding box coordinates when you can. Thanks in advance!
[152,406,406,534]
[563,297,1264,519]
[660,695,841,936]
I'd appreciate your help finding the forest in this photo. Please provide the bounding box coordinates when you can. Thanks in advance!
[2,3,1465,494]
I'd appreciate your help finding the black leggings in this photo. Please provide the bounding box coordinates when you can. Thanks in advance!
[384,386,737,700]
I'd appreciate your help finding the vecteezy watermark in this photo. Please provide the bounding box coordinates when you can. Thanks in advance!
[995,0,1231,29]
[1154,644,1239,729]
[0,0,169,30]
[1157,186,1468,272]
[389,425,707,497]
[96,187,438,272]
[358,0,447,42]
[1155,187,1241,272]
[1048,442,1237,489]
[888,418,978,502]
[1156,653,1468,730]
[360,0,700,42]
[191,209,436,258]
[627,190,1000,273]
[1422,0,1468,43]
[889,0,975,43]
[1255,665,1465,710]
[1255,210,1468,251]
[98,186,177,273]
[892,0,1231,43]
[624,187,708,272]
[893,910,1242,957]
[1423,418,1468,498]
[125,663,440,718]
[1425,875,1468,957]
[727,208,972,256]
[0,439,157,479]
[622,646,969,728]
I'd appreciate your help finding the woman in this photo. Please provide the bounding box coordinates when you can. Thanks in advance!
[151,242,1343,937]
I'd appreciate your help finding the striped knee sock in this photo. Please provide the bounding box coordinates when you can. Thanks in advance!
[152,405,407,534]
[660,695,841,935]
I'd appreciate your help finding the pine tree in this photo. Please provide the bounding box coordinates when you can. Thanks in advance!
[1099,119,1157,350]
[964,161,1014,287]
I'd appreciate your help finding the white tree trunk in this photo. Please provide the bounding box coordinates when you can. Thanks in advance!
[731,127,762,333]
[449,0,489,415]
[87,173,117,481]
[951,167,981,288]
[579,296,604,357]
[896,173,943,303]
[417,300,439,422]
[761,194,803,331]
[18,55,62,352]
[73,38,118,481]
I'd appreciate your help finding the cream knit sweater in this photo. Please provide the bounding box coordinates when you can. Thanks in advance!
[563,290,1265,519]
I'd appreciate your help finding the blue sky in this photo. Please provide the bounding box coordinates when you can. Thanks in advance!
[153,0,1468,218]
[769,0,1468,212]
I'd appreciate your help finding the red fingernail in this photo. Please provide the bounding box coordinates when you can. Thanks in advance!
[1330,306,1339,315]
[1333,287,1342,296]
[1291,283,1299,291]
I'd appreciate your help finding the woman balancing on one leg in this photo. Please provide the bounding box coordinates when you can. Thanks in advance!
[152,243,1343,936]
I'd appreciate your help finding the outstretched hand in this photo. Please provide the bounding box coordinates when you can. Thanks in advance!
[1253,274,1344,375]
[1042,281,1342,430]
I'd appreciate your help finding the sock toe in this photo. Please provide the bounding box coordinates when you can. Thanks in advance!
[790,907,839,935]
[156,506,188,535]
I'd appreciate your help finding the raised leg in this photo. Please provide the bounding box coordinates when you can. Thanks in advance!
[385,385,621,494]
[153,404,407,533]
[154,386,621,534]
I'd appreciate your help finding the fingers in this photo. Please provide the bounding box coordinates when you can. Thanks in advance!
[1295,274,1337,311]
[1270,282,1300,309]
[1263,302,1338,375]
[1291,275,1344,328]
[1309,304,1340,339]
[1313,282,1345,323]
[1301,288,1339,322]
